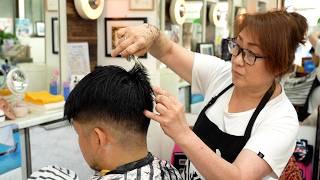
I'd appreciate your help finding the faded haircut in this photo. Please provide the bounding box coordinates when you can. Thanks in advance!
[64,64,154,134]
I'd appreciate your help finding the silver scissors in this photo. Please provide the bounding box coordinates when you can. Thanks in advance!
[127,55,143,66]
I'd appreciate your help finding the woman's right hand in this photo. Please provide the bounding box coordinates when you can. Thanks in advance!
[111,24,160,58]
[144,87,192,144]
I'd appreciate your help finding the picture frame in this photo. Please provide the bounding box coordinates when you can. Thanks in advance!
[129,0,154,11]
[51,17,59,54]
[35,21,45,37]
[197,43,215,56]
[104,17,147,58]
[257,1,267,12]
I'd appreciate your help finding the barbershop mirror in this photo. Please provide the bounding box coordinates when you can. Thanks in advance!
[6,68,28,95]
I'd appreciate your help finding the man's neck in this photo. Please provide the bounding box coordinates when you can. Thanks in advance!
[101,144,149,171]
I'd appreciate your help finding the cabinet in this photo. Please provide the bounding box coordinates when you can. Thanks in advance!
[30,122,94,179]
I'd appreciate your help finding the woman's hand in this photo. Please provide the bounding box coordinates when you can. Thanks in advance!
[0,98,15,120]
[144,87,191,143]
[111,24,160,58]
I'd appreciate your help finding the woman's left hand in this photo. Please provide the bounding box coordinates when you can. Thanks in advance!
[111,24,160,58]
[144,87,192,143]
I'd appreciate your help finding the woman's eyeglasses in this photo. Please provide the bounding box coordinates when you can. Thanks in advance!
[228,38,266,65]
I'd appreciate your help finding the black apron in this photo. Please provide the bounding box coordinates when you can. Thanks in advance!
[193,82,276,163]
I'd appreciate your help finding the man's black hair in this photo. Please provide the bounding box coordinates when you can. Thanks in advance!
[64,64,154,134]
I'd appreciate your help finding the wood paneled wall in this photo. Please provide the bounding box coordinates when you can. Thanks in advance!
[66,0,97,70]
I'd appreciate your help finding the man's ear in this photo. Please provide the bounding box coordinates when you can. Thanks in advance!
[93,127,110,147]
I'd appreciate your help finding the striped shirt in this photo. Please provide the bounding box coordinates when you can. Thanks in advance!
[28,165,78,180]
[28,153,182,180]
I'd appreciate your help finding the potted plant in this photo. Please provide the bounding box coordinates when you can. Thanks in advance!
[0,29,15,44]
[0,29,16,56]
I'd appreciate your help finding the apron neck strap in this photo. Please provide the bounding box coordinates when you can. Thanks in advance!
[244,81,276,138]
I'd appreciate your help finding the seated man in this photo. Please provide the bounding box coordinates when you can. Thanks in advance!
[29,64,182,180]
[300,31,320,125]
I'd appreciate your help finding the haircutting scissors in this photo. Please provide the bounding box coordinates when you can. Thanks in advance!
[127,55,143,66]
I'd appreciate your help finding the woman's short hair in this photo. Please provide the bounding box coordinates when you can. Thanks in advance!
[234,10,308,77]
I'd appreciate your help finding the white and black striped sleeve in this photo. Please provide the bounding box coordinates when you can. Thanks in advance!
[28,165,79,180]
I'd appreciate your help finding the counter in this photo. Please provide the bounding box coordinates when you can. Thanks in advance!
[0,109,64,129]
[0,109,64,179]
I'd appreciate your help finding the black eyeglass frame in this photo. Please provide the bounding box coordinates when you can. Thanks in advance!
[228,38,267,66]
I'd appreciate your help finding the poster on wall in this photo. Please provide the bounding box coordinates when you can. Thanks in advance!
[104,17,147,58]
[15,18,32,37]
[67,42,90,75]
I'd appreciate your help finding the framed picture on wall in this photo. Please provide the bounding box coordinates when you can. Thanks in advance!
[35,22,45,37]
[129,0,154,11]
[196,43,215,56]
[51,17,59,54]
[104,17,147,58]
[257,1,267,12]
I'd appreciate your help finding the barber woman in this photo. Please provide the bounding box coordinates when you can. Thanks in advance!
[112,10,307,180]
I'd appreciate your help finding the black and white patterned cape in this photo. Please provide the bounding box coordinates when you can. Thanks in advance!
[29,153,182,180]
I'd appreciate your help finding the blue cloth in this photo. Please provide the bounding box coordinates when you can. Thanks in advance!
[0,124,21,175]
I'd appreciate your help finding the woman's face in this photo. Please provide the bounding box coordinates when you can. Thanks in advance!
[231,28,275,89]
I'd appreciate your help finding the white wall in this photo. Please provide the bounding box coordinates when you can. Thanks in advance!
[18,37,45,64]
[28,37,45,64]
[45,10,60,91]
[0,0,14,18]
[58,0,68,95]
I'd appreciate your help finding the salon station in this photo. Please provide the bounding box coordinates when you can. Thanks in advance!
[0,0,319,179]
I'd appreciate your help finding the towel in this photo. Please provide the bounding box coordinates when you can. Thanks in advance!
[28,101,65,113]
[24,91,64,105]
[0,89,12,96]
[0,125,14,147]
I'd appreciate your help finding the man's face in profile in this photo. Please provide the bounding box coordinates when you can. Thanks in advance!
[73,121,100,171]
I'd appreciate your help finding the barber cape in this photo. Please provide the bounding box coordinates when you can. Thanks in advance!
[29,153,182,180]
